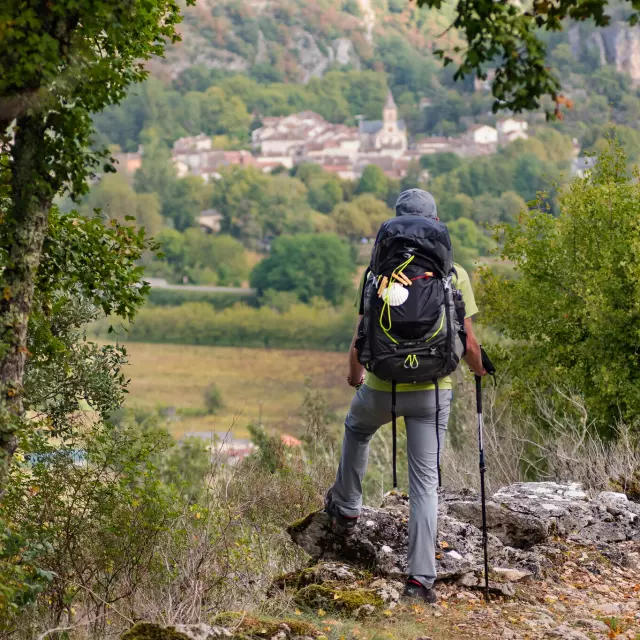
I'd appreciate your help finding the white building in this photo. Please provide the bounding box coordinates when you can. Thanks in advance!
[497,118,529,144]
[173,133,213,154]
[467,124,498,146]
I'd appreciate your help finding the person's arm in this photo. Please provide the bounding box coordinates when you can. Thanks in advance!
[463,317,486,377]
[347,316,365,387]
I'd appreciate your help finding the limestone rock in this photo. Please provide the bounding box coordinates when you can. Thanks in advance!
[492,567,533,582]
[574,619,612,633]
[288,482,639,588]
[445,499,548,549]
[544,624,591,640]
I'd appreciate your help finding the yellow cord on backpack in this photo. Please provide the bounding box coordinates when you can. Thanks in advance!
[379,255,414,345]
[403,354,419,369]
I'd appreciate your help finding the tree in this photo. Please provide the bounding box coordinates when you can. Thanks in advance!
[250,234,355,305]
[212,167,314,242]
[80,174,164,237]
[416,0,640,115]
[0,0,190,484]
[330,202,372,241]
[133,130,179,202]
[419,152,462,178]
[163,175,211,232]
[308,176,344,214]
[357,165,389,200]
[351,194,393,231]
[442,193,474,222]
[157,229,249,285]
[478,138,640,430]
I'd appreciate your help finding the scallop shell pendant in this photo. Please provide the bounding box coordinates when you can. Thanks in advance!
[384,282,409,307]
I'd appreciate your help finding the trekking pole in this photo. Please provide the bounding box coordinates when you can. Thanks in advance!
[391,380,398,489]
[476,346,496,603]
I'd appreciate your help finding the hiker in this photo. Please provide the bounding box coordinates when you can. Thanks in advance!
[325,189,486,604]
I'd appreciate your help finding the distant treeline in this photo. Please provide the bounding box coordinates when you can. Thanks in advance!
[95,302,355,351]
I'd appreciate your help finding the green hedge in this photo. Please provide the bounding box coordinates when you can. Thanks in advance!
[94,302,355,351]
[147,288,257,309]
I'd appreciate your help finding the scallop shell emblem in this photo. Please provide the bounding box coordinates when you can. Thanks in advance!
[384,282,409,307]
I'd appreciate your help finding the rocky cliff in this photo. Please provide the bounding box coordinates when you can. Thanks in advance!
[569,21,640,84]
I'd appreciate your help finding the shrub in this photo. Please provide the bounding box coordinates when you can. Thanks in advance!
[478,137,640,432]
[204,383,224,414]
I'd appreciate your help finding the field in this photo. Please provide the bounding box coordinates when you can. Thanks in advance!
[118,342,353,439]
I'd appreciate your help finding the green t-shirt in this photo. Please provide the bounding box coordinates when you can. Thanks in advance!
[355,263,478,392]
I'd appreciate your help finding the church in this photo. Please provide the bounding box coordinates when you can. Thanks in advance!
[358,90,408,158]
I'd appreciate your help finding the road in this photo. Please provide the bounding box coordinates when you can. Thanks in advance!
[145,277,256,295]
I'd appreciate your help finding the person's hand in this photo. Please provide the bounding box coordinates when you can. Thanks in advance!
[347,373,365,388]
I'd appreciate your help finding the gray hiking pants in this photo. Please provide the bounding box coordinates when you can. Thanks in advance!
[330,384,452,589]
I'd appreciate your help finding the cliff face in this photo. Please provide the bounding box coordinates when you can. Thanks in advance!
[157,1,640,89]
[155,0,460,83]
[570,21,640,84]
[158,0,370,82]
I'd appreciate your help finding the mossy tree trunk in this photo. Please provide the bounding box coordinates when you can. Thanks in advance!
[0,115,52,491]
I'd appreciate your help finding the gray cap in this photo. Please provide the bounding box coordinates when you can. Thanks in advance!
[395,188,438,219]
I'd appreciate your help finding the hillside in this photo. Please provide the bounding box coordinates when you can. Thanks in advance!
[154,0,640,89]
[154,0,461,84]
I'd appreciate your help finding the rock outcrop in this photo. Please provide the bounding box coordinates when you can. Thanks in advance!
[569,21,640,84]
[288,482,640,589]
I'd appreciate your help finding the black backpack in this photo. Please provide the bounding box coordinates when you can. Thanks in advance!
[356,215,467,384]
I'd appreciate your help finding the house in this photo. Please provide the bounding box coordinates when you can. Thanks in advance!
[474,69,496,92]
[252,111,330,159]
[572,156,597,177]
[497,118,529,144]
[355,155,411,180]
[280,434,302,447]
[414,136,452,155]
[303,125,361,162]
[358,91,408,157]
[113,149,142,174]
[467,124,498,146]
[173,147,256,181]
[198,209,223,234]
[173,133,213,154]
[315,155,357,181]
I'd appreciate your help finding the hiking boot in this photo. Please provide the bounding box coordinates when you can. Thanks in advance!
[324,490,358,536]
[402,578,437,604]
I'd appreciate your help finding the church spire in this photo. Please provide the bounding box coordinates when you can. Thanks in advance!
[383,89,397,125]
[384,90,397,110]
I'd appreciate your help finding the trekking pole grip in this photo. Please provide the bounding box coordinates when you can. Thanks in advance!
[475,374,482,414]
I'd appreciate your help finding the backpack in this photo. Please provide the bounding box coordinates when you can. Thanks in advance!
[356,215,467,385]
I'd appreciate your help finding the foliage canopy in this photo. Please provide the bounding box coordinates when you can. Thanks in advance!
[250,234,355,305]
[478,137,640,429]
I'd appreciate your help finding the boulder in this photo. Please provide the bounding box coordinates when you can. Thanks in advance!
[288,482,639,585]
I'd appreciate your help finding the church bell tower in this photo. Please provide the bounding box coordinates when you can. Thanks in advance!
[383,90,398,132]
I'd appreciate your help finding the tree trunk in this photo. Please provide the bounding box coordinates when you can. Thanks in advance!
[0,115,51,490]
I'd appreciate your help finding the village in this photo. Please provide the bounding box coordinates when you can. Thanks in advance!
[114,90,533,183]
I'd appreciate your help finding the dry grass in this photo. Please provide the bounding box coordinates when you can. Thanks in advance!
[117,342,353,439]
